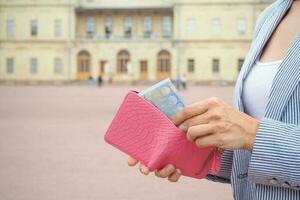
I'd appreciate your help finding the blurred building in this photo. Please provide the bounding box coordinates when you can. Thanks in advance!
[0,0,273,84]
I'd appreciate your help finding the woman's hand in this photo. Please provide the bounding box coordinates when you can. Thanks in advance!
[127,156,182,182]
[171,97,260,151]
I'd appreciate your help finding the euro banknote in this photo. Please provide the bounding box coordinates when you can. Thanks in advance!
[139,78,186,118]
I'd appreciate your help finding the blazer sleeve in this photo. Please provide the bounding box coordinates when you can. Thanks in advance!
[205,149,233,184]
[248,117,300,190]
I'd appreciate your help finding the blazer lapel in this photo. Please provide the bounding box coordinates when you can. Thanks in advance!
[264,36,300,120]
[234,0,293,112]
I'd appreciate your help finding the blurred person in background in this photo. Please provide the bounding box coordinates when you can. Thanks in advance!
[97,75,103,87]
[87,76,94,87]
[128,0,300,199]
[181,74,187,90]
[175,76,182,91]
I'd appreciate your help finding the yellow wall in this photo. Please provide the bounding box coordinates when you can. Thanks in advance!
[0,43,70,80]
[174,4,255,40]
[0,0,273,83]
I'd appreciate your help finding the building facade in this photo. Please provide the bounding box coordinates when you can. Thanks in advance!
[0,0,273,83]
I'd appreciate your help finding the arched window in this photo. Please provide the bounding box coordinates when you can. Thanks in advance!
[77,50,91,80]
[157,50,171,73]
[117,50,130,74]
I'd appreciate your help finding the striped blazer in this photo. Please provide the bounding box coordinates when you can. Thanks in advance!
[206,0,300,199]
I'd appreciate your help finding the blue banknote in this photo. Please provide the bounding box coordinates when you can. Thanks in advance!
[139,78,186,118]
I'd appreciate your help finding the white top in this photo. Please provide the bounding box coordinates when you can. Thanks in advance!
[242,59,283,120]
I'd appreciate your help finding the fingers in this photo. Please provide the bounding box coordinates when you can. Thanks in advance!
[154,164,175,178]
[127,156,139,166]
[128,156,149,175]
[187,124,215,142]
[195,134,220,148]
[178,112,210,132]
[171,101,208,126]
[129,160,181,182]
[168,169,181,182]
[155,165,181,182]
[128,157,176,179]
[139,163,150,175]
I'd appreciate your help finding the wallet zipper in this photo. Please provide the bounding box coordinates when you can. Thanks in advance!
[194,149,215,176]
[194,147,222,176]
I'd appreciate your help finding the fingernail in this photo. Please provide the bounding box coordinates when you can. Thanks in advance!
[141,166,149,174]
[167,165,174,172]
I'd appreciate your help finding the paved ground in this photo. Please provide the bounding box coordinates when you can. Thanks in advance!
[0,85,235,200]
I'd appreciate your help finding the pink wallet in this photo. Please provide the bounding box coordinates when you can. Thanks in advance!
[104,90,222,179]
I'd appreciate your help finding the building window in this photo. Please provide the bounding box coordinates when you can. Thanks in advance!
[238,58,245,72]
[143,16,152,38]
[117,50,130,74]
[140,60,148,73]
[6,58,14,74]
[124,17,132,38]
[6,19,14,37]
[77,50,91,75]
[54,58,62,74]
[105,17,113,39]
[54,19,62,37]
[86,17,95,38]
[30,58,38,74]
[162,16,172,38]
[212,58,220,73]
[187,18,196,34]
[31,20,38,36]
[157,50,171,72]
[237,19,246,35]
[187,59,195,73]
[212,18,221,35]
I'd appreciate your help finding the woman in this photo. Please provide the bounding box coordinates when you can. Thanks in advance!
[128,0,300,199]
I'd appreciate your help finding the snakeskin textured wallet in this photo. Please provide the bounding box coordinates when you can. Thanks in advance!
[104,90,222,179]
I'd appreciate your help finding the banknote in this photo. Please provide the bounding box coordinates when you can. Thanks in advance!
[139,78,186,118]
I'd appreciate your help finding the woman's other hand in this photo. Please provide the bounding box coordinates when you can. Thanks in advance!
[171,97,260,151]
[127,156,181,182]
